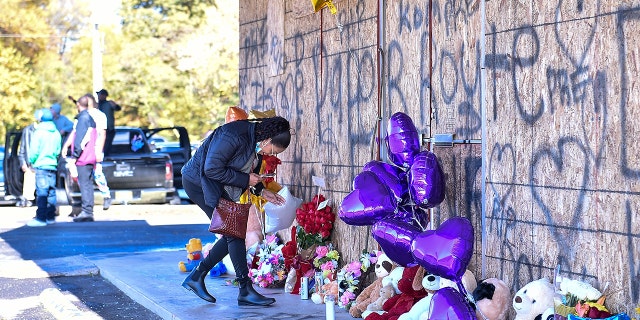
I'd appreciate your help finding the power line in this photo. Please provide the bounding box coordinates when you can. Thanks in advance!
[0,34,88,38]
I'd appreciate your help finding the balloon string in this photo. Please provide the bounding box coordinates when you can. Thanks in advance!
[457,279,487,320]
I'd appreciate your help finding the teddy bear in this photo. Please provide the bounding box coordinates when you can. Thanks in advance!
[367,284,396,313]
[178,238,203,272]
[361,266,405,319]
[396,267,436,320]
[437,269,478,298]
[399,267,477,320]
[366,265,428,320]
[473,278,511,320]
[349,253,396,318]
[513,278,556,320]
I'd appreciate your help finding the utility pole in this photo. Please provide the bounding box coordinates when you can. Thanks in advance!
[92,2,103,96]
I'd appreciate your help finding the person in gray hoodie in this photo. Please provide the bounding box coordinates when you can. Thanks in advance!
[25,109,62,227]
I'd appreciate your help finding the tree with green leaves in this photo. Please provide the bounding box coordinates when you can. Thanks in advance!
[113,0,239,141]
[0,0,239,146]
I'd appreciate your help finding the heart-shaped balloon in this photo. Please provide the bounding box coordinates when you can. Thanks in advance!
[339,171,396,226]
[363,160,408,202]
[411,217,474,280]
[427,287,477,320]
[409,150,446,209]
[372,218,421,267]
[386,112,421,168]
[396,204,430,230]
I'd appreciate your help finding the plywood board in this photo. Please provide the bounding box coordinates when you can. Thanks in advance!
[485,0,640,313]
[267,0,285,76]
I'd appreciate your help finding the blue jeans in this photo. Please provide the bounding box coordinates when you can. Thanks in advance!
[35,169,57,221]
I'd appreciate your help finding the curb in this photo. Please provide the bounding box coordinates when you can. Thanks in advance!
[98,267,179,320]
[0,255,99,279]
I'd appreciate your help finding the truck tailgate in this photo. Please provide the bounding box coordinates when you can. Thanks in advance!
[101,154,172,189]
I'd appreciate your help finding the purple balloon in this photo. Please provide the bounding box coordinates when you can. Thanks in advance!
[372,219,421,267]
[409,151,446,209]
[411,217,474,280]
[396,204,430,230]
[386,112,421,168]
[363,161,408,202]
[428,287,477,320]
[339,171,397,226]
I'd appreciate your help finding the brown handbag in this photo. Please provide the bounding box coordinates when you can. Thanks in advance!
[208,197,252,239]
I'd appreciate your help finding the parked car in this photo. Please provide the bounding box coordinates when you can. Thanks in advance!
[0,146,19,206]
[4,126,191,208]
[142,126,191,197]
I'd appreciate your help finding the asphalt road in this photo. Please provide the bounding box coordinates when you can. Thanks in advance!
[0,203,213,319]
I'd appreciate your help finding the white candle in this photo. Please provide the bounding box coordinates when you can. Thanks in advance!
[325,295,335,320]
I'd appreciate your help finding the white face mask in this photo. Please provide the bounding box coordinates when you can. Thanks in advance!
[255,142,262,154]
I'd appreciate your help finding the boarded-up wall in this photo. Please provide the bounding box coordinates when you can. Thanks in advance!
[240,0,382,261]
[485,0,640,313]
[239,0,640,313]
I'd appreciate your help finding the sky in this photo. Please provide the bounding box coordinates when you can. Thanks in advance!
[92,0,122,26]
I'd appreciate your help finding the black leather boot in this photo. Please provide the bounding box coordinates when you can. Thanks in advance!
[181,266,216,303]
[237,277,276,306]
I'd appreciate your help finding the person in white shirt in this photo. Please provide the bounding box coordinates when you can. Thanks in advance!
[86,96,113,210]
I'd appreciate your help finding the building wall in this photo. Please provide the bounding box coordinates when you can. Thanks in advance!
[239,0,640,312]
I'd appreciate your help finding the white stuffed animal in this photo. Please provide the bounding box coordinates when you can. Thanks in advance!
[398,267,434,320]
[513,278,555,320]
[399,268,477,320]
[381,266,405,295]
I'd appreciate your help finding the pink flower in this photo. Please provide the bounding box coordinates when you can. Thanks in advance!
[340,291,356,305]
[321,260,336,271]
[346,261,362,277]
[265,234,277,244]
[315,245,329,258]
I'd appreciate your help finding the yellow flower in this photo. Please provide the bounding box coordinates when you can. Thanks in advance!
[326,250,340,260]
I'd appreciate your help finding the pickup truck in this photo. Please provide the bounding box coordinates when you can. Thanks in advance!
[3,126,191,208]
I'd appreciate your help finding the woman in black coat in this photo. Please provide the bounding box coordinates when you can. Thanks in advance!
[180,116,291,306]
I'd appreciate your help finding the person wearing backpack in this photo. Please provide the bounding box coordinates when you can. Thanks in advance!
[62,94,98,222]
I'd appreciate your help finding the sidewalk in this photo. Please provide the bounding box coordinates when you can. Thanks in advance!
[89,250,354,320]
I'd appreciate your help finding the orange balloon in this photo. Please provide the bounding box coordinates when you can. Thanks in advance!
[225,106,248,123]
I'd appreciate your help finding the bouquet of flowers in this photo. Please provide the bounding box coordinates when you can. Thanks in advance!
[313,244,340,278]
[296,194,335,254]
[248,235,287,288]
[337,250,380,309]
[296,194,335,239]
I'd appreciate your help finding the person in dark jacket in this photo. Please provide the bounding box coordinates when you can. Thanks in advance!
[96,89,120,156]
[180,116,291,306]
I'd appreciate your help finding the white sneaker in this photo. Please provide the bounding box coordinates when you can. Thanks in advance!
[26,219,47,227]
[46,219,56,225]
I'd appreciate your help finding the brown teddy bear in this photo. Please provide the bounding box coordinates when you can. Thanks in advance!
[349,253,395,318]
